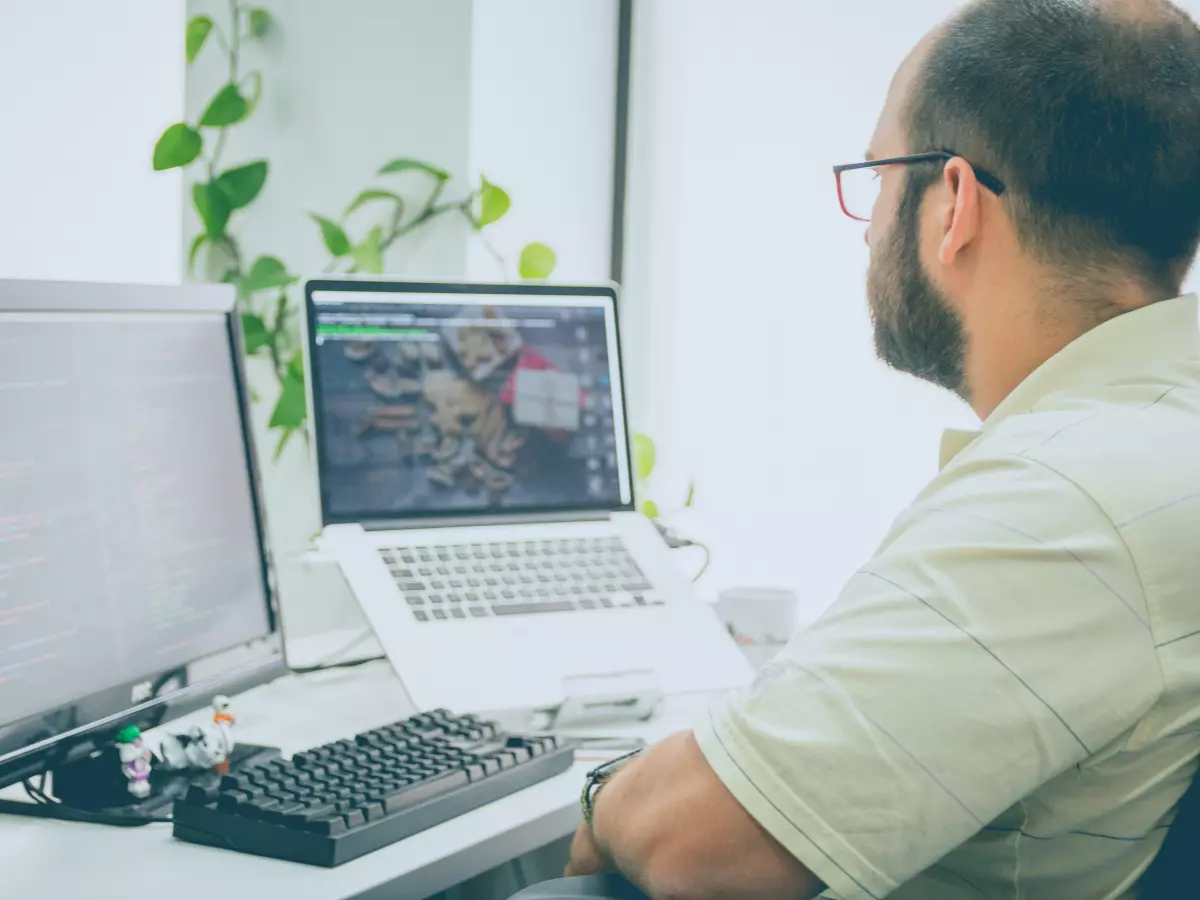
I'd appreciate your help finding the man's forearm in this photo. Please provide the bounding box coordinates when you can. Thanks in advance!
[584,731,820,900]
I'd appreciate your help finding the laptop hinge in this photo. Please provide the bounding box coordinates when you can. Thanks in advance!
[356,510,614,531]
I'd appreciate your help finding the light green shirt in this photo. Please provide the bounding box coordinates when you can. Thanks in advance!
[696,295,1200,900]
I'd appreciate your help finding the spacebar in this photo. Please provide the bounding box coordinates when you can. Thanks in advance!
[492,601,575,615]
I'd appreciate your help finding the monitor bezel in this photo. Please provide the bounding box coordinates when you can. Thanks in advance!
[304,278,637,527]
[0,279,283,790]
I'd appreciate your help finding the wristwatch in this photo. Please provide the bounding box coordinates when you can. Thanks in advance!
[580,748,643,826]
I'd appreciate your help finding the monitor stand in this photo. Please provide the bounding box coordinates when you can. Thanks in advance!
[0,742,280,826]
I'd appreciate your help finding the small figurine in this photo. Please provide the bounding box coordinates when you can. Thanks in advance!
[182,723,228,771]
[154,731,191,771]
[210,695,236,774]
[115,725,153,799]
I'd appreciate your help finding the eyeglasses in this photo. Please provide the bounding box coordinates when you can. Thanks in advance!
[833,151,1006,222]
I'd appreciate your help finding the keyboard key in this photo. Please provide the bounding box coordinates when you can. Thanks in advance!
[432,609,447,620]
[301,815,347,835]
[383,770,469,814]
[492,601,574,616]
[469,606,489,618]
[413,610,429,622]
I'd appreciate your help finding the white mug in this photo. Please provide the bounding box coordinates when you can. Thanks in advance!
[715,587,799,668]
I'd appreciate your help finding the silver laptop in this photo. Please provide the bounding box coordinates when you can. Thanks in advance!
[303,279,751,713]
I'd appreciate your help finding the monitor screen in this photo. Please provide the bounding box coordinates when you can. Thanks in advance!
[0,307,272,735]
[307,284,633,524]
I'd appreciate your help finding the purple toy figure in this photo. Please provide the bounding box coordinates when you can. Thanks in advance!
[115,725,152,799]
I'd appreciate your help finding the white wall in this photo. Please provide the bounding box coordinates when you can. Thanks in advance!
[621,0,990,618]
[466,0,618,282]
[624,0,1200,621]
[0,1,184,282]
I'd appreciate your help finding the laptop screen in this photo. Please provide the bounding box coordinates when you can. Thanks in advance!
[306,282,634,524]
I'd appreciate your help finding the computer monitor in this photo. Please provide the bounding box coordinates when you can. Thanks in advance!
[0,280,280,790]
[305,280,634,525]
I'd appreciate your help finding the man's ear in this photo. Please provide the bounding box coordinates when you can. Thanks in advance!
[937,157,981,265]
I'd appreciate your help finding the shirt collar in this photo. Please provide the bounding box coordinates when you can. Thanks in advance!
[938,294,1200,469]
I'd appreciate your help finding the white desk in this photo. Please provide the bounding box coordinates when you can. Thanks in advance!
[0,654,709,900]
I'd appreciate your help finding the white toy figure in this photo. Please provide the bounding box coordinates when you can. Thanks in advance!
[154,731,191,771]
[182,723,228,771]
[115,725,152,799]
[210,695,236,774]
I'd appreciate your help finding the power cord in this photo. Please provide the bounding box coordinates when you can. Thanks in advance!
[288,629,385,675]
[653,521,713,583]
[7,775,171,827]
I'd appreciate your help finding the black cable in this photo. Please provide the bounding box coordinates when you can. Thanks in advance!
[16,777,170,826]
[290,654,385,675]
[287,629,385,675]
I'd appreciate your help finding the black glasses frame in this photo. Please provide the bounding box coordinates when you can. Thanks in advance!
[833,151,1007,222]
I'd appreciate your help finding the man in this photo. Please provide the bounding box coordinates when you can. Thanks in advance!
[562,1,1200,898]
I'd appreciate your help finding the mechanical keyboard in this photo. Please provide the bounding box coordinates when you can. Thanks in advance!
[172,708,574,866]
[380,537,664,621]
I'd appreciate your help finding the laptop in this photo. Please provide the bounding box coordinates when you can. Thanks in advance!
[303,279,752,714]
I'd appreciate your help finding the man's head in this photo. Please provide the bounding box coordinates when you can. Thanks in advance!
[864,0,1200,407]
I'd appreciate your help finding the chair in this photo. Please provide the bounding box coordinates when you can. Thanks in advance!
[1136,770,1200,898]
[509,875,648,900]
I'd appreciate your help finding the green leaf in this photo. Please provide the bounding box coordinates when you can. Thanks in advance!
[152,123,202,170]
[186,16,213,64]
[478,177,511,228]
[242,256,297,294]
[199,83,249,128]
[274,427,298,463]
[350,225,384,274]
[187,234,207,274]
[632,433,656,482]
[377,158,451,180]
[248,7,273,38]
[310,214,351,257]
[684,479,696,508]
[270,351,307,433]
[640,499,660,520]
[344,188,404,218]
[518,242,557,280]
[213,160,268,209]
[192,181,231,240]
[241,313,270,355]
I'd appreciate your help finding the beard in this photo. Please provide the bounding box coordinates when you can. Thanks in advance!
[866,177,968,398]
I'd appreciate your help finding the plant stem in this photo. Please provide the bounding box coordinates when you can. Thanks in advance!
[210,0,242,180]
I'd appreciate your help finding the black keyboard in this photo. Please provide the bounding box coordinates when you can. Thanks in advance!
[172,709,574,867]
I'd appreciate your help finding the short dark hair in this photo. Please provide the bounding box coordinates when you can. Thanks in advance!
[908,0,1200,296]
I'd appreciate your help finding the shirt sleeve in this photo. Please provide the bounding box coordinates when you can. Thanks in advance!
[693,453,1163,900]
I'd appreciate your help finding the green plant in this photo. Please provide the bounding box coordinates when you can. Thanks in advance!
[153,1,557,460]
[632,433,694,519]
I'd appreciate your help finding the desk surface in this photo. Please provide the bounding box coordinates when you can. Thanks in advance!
[0,648,708,900]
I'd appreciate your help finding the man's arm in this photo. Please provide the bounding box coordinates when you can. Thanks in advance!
[565,730,823,900]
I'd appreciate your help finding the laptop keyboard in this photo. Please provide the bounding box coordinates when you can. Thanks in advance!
[379,537,663,621]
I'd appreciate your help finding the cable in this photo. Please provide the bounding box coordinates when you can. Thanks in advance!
[685,540,712,583]
[290,654,385,675]
[288,628,384,675]
[14,777,170,826]
[652,521,713,583]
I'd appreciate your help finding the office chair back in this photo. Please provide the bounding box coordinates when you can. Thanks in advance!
[1137,768,1200,897]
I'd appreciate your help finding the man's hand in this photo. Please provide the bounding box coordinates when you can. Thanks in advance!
[564,819,607,877]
